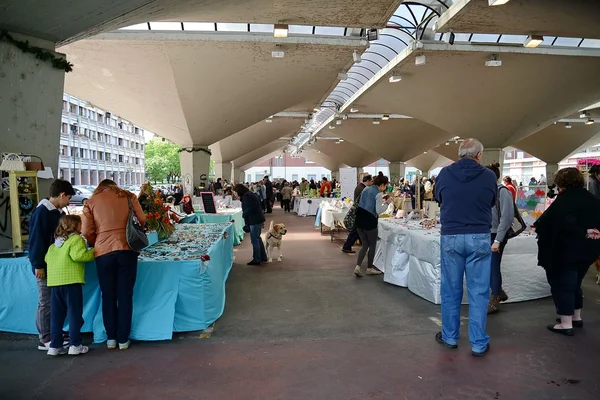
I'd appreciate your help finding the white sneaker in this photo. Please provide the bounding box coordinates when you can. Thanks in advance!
[353,265,364,278]
[366,268,383,275]
[107,340,117,350]
[68,345,89,355]
[47,347,68,356]
[38,341,50,351]
[119,340,131,350]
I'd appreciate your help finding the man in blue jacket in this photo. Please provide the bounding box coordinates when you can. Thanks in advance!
[28,179,75,351]
[434,138,497,357]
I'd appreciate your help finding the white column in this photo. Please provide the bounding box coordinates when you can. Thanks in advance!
[389,162,406,185]
[180,148,211,194]
[95,170,99,185]
[213,161,233,182]
[545,163,559,186]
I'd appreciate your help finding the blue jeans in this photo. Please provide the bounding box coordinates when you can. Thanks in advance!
[250,224,267,263]
[50,284,83,348]
[342,228,359,251]
[96,251,138,344]
[490,233,506,296]
[440,233,492,353]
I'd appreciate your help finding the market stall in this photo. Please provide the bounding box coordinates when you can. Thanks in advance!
[374,218,550,305]
[193,195,241,209]
[194,208,245,245]
[292,197,324,217]
[317,199,352,241]
[0,223,234,342]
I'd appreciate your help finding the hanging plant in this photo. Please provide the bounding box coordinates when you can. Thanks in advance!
[179,147,212,156]
[0,30,74,73]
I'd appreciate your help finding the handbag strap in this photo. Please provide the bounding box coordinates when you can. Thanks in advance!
[127,194,134,212]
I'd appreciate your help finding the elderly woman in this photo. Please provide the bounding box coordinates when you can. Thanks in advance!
[533,168,600,336]
[82,179,145,350]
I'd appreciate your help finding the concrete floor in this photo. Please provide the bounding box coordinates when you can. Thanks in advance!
[1,204,600,400]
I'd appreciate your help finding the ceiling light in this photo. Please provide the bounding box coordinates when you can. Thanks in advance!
[271,50,285,58]
[329,124,336,130]
[372,119,380,125]
[382,114,390,121]
[524,34,543,48]
[489,0,510,5]
[485,55,502,67]
[353,50,361,63]
[342,114,349,120]
[586,119,595,125]
[580,111,591,119]
[389,75,402,83]
[350,108,359,113]
[445,142,449,145]
[273,24,289,38]
[565,122,572,129]
[339,139,344,142]
[415,55,426,66]
[338,72,348,80]
[336,119,342,125]
[265,118,273,123]
[313,107,320,112]
[424,151,428,154]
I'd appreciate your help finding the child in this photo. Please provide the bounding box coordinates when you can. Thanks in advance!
[28,179,75,351]
[45,215,95,356]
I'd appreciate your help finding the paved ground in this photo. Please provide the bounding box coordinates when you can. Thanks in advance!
[1,204,600,400]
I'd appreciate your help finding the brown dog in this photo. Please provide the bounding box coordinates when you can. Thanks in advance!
[263,221,287,262]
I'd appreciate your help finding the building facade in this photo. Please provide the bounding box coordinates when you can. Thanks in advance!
[244,153,331,183]
[59,93,146,187]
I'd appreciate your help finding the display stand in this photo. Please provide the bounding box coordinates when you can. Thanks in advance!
[200,192,217,214]
[9,171,40,251]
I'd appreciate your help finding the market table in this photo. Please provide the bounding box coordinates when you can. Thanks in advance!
[194,208,245,245]
[374,218,550,304]
[0,223,234,342]
[292,197,324,217]
[193,195,241,209]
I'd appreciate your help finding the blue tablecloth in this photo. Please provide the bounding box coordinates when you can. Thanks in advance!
[0,224,234,343]
[195,209,245,245]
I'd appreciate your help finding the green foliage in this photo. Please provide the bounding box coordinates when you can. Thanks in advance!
[145,138,181,183]
[0,30,74,72]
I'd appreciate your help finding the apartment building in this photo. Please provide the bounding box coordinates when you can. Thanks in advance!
[59,94,146,187]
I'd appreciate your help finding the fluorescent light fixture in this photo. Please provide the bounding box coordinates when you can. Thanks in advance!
[335,141,340,144]
[415,55,426,66]
[350,108,359,113]
[382,114,390,121]
[565,122,572,129]
[524,34,543,48]
[580,111,590,119]
[271,51,285,58]
[338,72,348,80]
[424,151,428,154]
[485,55,502,67]
[329,124,336,129]
[372,119,380,125]
[313,107,320,112]
[586,119,595,125]
[273,24,289,38]
[265,118,273,123]
[342,114,349,120]
[336,119,342,125]
[389,75,402,83]
[339,139,344,142]
[353,50,361,63]
[489,0,510,5]
[445,142,449,145]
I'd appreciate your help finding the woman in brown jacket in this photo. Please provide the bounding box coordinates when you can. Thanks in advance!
[82,179,145,350]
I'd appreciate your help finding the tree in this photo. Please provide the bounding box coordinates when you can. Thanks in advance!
[144,138,181,183]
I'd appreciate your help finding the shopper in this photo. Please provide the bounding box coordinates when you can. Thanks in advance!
[502,176,517,201]
[320,177,332,198]
[587,164,600,198]
[434,138,497,357]
[82,179,145,350]
[353,174,390,278]
[28,179,75,351]
[486,163,514,314]
[533,167,600,336]
[281,182,293,212]
[342,175,373,254]
[263,176,274,213]
[235,184,267,265]
[45,215,95,356]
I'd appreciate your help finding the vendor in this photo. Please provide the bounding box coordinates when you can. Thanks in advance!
[381,195,395,216]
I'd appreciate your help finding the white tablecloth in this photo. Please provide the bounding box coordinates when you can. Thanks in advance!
[320,204,350,230]
[374,219,550,304]
[193,195,241,209]
[293,198,324,217]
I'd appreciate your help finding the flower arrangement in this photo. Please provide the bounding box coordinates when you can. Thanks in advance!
[139,183,175,240]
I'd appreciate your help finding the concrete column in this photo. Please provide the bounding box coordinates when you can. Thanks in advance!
[180,149,211,194]
[232,167,243,184]
[213,161,233,182]
[545,163,559,186]
[389,162,406,185]
[65,168,72,184]
[481,148,504,171]
[95,170,99,185]
[74,169,81,185]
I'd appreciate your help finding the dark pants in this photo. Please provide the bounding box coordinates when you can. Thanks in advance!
[96,251,138,344]
[545,263,591,315]
[250,224,267,263]
[282,199,291,212]
[490,233,507,296]
[356,227,378,272]
[50,284,83,348]
[343,228,359,251]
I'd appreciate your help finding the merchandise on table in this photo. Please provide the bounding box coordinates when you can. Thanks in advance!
[138,222,230,261]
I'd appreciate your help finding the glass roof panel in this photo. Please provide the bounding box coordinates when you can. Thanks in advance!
[580,38,600,48]
[553,37,582,47]
[183,22,215,31]
[119,23,148,31]
[250,24,274,33]
[216,23,247,32]
[289,25,313,34]
[498,34,528,44]
[149,22,181,31]
[470,33,500,43]
[541,36,556,46]
[453,33,471,42]
[314,26,345,36]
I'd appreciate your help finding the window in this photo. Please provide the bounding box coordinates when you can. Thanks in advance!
[60,146,67,156]
[61,123,68,134]
[62,101,67,111]
[69,103,77,113]
[292,174,298,181]
[119,155,124,163]
[275,157,283,166]
[516,152,524,159]
[307,174,317,181]
[247,174,252,182]
[118,138,123,146]
[97,114,103,122]
[79,148,85,158]
[140,144,144,151]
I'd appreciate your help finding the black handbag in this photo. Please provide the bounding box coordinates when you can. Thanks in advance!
[126,196,149,251]
[497,186,526,240]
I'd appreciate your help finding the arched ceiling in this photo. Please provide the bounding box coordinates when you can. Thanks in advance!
[234,141,286,170]
[1,0,401,45]
[297,149,345,172]
[59,32,364,147]
[436,0,600,39]
[431,141,461,162]
[312,135,380,168]
[406,151,451,174]
[352,43,600,149]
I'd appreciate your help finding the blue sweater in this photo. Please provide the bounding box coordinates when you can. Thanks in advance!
[28,199,64,274]
[435,158,497,236]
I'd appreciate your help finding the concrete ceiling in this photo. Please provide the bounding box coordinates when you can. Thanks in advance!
[406,151,451,174]
[332,118,453,162]
[431,141,461,162]
[1,0,401,45]
[211,117,302,162]
[234,141,286,171]
[512,123,600,164]
[352,43,600,148]
[436,0,600,39]
[298,149,343,172]
[312,134,379,168]
[60,32,363,147]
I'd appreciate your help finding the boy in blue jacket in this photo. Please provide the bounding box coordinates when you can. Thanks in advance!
[28,179,75,351]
